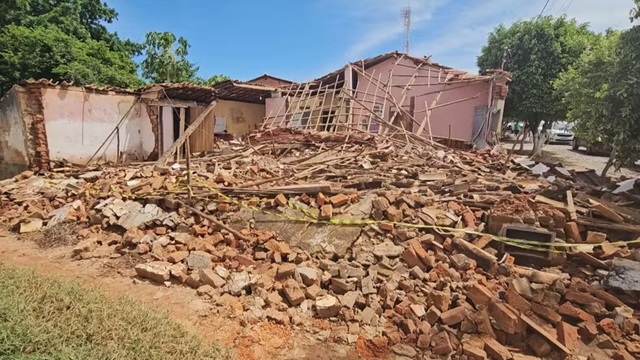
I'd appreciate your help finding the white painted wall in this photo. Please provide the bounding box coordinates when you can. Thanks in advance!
[41,88,155,164]
[161,106,174,153]
[0,87,29,178]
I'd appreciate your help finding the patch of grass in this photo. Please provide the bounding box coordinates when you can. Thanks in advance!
[0,264,232,360]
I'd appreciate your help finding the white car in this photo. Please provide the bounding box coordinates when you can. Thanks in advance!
[539,121,574,144]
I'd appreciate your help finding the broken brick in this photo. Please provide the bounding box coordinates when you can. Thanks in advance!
[441,306,467,325]
[463,344,488,360]
[274,193,287,207]
[586,231,607,244]
[431,331,454,355]
[489,302,520,334]
[426,306,441,325]
[564,222,583,243]
[319,204,333,219]
[557,321,580,352]
[316,192,326,206]
[483,336,512,360]
[282,279,305,306]
[565,289,606,307]
[467,283,494,308]
[531,302,562,325]
[558,302,596,324]
[329,193,349,207]
[599,318,622,341]
[386,206,403,222]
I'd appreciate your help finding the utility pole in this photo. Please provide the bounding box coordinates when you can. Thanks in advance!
[402,2,411,54]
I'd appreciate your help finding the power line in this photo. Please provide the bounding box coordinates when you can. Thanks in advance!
[557,0,573,15]
[539,0,551,16]
[546,0,560,14]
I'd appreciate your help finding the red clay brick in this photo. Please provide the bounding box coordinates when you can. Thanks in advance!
[490,302,520,334]
[564,222,583,243]
[441,306,467,325]
[329,193,349,207]
[557,321,580,352]
[467,283,494,308]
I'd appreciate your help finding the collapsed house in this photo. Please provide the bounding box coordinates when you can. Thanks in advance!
[0,79,276,178]
[1,131,639,359]
[262,52,510,148]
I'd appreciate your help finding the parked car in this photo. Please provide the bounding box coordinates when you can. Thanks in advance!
[571,135,612,155]
[540,121,574,144]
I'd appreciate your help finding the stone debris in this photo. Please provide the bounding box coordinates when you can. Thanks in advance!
[2,129,640,358]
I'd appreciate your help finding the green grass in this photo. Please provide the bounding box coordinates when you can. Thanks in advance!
[0,264,232,360]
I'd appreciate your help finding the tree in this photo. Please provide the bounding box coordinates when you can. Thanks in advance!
[140,31,199,83]
[194,74,231,86]
[555,31,621,176]
[477,16,595,157]
[555,1,640,177]
[0,0,142,93]
[607,25,640,171]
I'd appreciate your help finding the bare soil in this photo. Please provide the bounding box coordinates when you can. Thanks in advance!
[0,231,371,360]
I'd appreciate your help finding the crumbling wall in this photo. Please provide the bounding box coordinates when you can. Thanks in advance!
[352,57,492,142]
[142,99,160,161]
[0,87,30,178]
[21,85,50,172]
[39,87,154,164]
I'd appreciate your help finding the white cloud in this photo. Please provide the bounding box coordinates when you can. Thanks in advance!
[410,0,637,73]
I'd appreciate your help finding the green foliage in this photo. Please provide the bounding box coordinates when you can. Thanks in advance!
[554,31,620,148]
[141,31,199,83]
[477,16,594,135]
[632,0,640,20]
[608,25,640,167]
[194,74,232,86]
[555,23,640,172]
[0,264,231,359]
[0,0,142,93]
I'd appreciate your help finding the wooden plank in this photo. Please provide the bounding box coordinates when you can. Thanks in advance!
[418,172,447,181]
[571,251,611,270]
[156,101,217,166]
[589,199,624,223]
[521,314,571,355]
[535,195,587,214]
[178,107,186,161]
[566,190,577,221]
[577,216,640,233]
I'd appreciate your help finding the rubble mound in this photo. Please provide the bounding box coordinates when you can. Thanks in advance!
[1,133,640,359]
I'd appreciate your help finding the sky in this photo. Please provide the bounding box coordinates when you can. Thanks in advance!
[107,0,638,82]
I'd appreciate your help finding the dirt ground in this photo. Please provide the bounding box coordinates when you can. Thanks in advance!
[0,231,372,360]
[509,142,640,178]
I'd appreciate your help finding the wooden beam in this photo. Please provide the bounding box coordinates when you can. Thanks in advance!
[232,83,277,91]
[156,101,217,166]
[566,190,577,221]
[178,107,186,161]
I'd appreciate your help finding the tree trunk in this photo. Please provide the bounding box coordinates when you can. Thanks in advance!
[530,125,548,158]
[601,147,617,177]
[518,126,527,151]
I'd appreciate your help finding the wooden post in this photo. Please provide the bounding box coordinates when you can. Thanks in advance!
[155,101,217,166]
[177,107,186,162]
[186,140,192,202]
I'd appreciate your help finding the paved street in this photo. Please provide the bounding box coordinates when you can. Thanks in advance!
[509,142,640,178]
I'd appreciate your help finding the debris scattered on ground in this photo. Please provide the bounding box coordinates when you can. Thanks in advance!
[1,128,640,359]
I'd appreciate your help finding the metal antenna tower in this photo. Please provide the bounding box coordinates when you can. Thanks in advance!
[402,3,411,54]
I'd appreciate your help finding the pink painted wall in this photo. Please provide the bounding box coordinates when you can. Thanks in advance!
[353,57,491,142]
[41,88,154,164]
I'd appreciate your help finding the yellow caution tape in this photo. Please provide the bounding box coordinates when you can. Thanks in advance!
[145,176,640,254]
